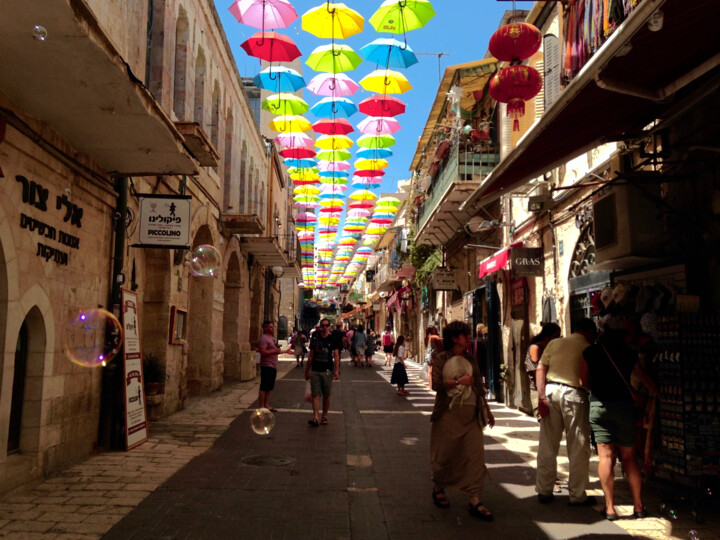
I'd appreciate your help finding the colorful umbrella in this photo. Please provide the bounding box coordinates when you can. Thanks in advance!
[306,73,360,97]
[356,133,396,148]
[280,147,316,159]
[240,32,301,62]
[306,44,362,73]
[359,38,418,69]
[357,116,402,135]
[315,134,354,150]
[269,115,313,133]
[301,3,364,39]
[354,169,385,177]
[349,190,379,201]
[294,185,321,195]
[316,149,352,162]
[359,69,412,94]
[275,131,314,147]
[319,184,348,196]
[347,209,372,218]
[283,157,317,169]
[319,197,346,207]
[369,0,436,34]
[317,160,351,172]
[354,158,389,170]
[313,118,354,135]
[376,196,402,207]
[356,147,393,159]
[229,0,298,30]
[310,97,358,118]
[296,212,318,222]
[358,95,406,117]
[253,66,306,92]
[262,93,309,115]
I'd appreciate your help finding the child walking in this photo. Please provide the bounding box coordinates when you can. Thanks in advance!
[390,335,409,395]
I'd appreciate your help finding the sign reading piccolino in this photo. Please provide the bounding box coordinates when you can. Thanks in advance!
[136,194,191,249]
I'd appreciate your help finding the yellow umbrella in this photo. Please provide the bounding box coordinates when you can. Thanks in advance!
[294,185,321,195]
[349,189,379,201]
[319,198,346,207]
[359,69,412,94]
[354,158,389,170]
[301,3,364,39]
[269,115,313,133]
[290,171,321,181]
[315,134,354,150]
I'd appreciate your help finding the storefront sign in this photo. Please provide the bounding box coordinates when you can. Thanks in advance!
[432,267,457,291]
[372,302,381,312]
[136,194,191,249]
[511,247,543,277]
[511,278,527,306]
[121,289,148,450]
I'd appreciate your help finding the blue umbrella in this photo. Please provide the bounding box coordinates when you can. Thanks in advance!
[319,170,349,178]
[356,147,393,159]
[359,38,418,69]
[310,97,358,118]
[284,158,317,168]
[253,66,306,92]
[351,181,381,189]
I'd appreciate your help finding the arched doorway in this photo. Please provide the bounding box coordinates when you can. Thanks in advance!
[223,252,242,380]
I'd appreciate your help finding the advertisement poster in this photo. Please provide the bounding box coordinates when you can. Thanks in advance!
[121,288,148,450]
[136,194,191,249]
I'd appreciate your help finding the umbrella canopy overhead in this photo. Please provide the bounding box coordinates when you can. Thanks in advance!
[317,160,351,172]
[269,115,313,133]
[306,44,362,73]
[240,32,301,62]
[359,38,418,69]
[301,3,364,39]
[229,0,298,30]
[356,147,393,159]
[306,73,360,97]
[279,147,316,159]
[369,0,436,34]
[316,149,352,162]
[357,116,402,135]
[358,95,406,117]
[360,69,412,94]
[253,66,306,92]
[354,158,389,170]
[310,97,358,118]
[356,134,396,149]
[275,131,314,147]
[261,93,309,115]
[315,134,354,150]
[313,118,354,135]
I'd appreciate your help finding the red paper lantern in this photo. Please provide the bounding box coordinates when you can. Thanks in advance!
[489,23,542,62]
[489,65,543,131]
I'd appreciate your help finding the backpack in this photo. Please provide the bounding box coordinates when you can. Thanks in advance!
[382,332,393,347]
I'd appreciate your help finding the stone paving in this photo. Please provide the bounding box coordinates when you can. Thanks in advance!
[0,352,717,539]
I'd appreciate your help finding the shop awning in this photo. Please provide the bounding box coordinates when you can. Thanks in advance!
[0,0,198,176]
[460,0,720,211]
[478,243,523,279]
[340,306,365,320]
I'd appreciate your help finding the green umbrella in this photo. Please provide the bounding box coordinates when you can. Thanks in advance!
[316,149,352,161]
[369,0,436,34]
[306,43,362,74]
[356,134,396,149]
[261,93,309,115]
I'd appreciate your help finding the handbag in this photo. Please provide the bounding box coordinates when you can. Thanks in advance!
[600,344,644,408]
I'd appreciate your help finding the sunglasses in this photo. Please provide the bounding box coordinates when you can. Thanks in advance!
[320,323,330,327]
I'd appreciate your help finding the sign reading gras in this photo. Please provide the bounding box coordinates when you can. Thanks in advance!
[511,247,543,277]
[136,194,191,249]
[432,267,457,291]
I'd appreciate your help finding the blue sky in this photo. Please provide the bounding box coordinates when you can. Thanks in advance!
[214,0,535,195]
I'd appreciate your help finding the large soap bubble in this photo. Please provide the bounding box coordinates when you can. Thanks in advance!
[188,244,221,277]
[250,408,275,435]
[64,309,123,367]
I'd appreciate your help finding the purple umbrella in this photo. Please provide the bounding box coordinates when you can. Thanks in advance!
[306,73,360,97]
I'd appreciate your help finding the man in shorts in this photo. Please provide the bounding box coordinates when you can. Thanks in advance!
[258,321,291,412]
[305,318,340,427]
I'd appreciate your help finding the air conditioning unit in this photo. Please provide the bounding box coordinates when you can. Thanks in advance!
[592,183,664,264]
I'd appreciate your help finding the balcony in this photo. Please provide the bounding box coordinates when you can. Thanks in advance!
[279,232,301,278]
[415,146,500,245]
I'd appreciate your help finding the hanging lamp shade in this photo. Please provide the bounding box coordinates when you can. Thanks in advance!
[488,22,542,62]
[489,65,542,131]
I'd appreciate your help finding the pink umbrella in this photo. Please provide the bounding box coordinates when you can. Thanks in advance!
[352,176,383,185]
[347,209,372,218]
[229,0,298,31]
[275,132,314,147]
[357,116,401,135]
[317,160,351,172]
[296,212,318,222]
[306,73,360,97]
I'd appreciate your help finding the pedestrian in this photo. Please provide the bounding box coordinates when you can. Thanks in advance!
[258,321,292,413]
[580,323,659,521]
[365,330,376,367]
[305,318,340,427]
[525,323,561,417]
[331,322,347,357]
[390,335,409,394]
[430,321,495,521]
[381,326,394,366]
[290,327,307,368]
[352,325,367,367]
[346,325,355,356]
[424,326,442,384]
[535,317,598,506]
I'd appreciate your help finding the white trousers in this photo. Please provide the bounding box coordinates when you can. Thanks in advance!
[535,382,591,503]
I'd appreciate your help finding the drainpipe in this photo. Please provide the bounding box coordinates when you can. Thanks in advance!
[98,176,128,450]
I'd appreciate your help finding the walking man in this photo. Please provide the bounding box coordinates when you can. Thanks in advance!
[535,318,598,506]
[305,318,340,427]
[258,321,291,413]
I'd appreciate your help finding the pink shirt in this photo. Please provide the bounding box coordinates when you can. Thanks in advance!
[259,333,279,369]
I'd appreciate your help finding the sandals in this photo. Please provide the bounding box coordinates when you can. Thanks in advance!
[308,418,319,427]
[601,510,619,521]
[468,502,494,521]
[320,417,328,425]
[432,489,450,508]
[633,507,648,519]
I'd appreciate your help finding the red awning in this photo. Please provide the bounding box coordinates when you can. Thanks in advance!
[478,242,523,279]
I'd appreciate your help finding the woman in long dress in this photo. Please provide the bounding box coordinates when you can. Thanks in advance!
[430,321,495,521]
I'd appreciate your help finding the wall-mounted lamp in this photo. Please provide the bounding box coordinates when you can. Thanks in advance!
[465,216,513,234]
[271,266,284,278]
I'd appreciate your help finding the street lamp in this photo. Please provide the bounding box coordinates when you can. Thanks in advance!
[271,266,284,278]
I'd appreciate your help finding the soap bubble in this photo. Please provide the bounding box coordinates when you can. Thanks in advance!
[63,309,123,367]
[463,125,472,134]
[250,408,275,435]
[32,25,47,41]
[668,509,679,520]
[187,244,221,277]
[688,530,699,540]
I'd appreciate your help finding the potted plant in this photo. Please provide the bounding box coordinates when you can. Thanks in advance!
[142,353,167,396]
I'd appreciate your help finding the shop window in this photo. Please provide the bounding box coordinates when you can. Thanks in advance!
[169,306,187,344]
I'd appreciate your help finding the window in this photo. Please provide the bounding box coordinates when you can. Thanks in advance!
[194,49,206,125]
[173,9,189,119]
[169,306,187,344]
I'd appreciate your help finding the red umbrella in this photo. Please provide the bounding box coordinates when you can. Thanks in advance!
[240,32,301,62]
[312,118,354,135]
[348,200,376,209]
[279,147,316,159]
[358,95,406,117]
[354,169,386,177]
